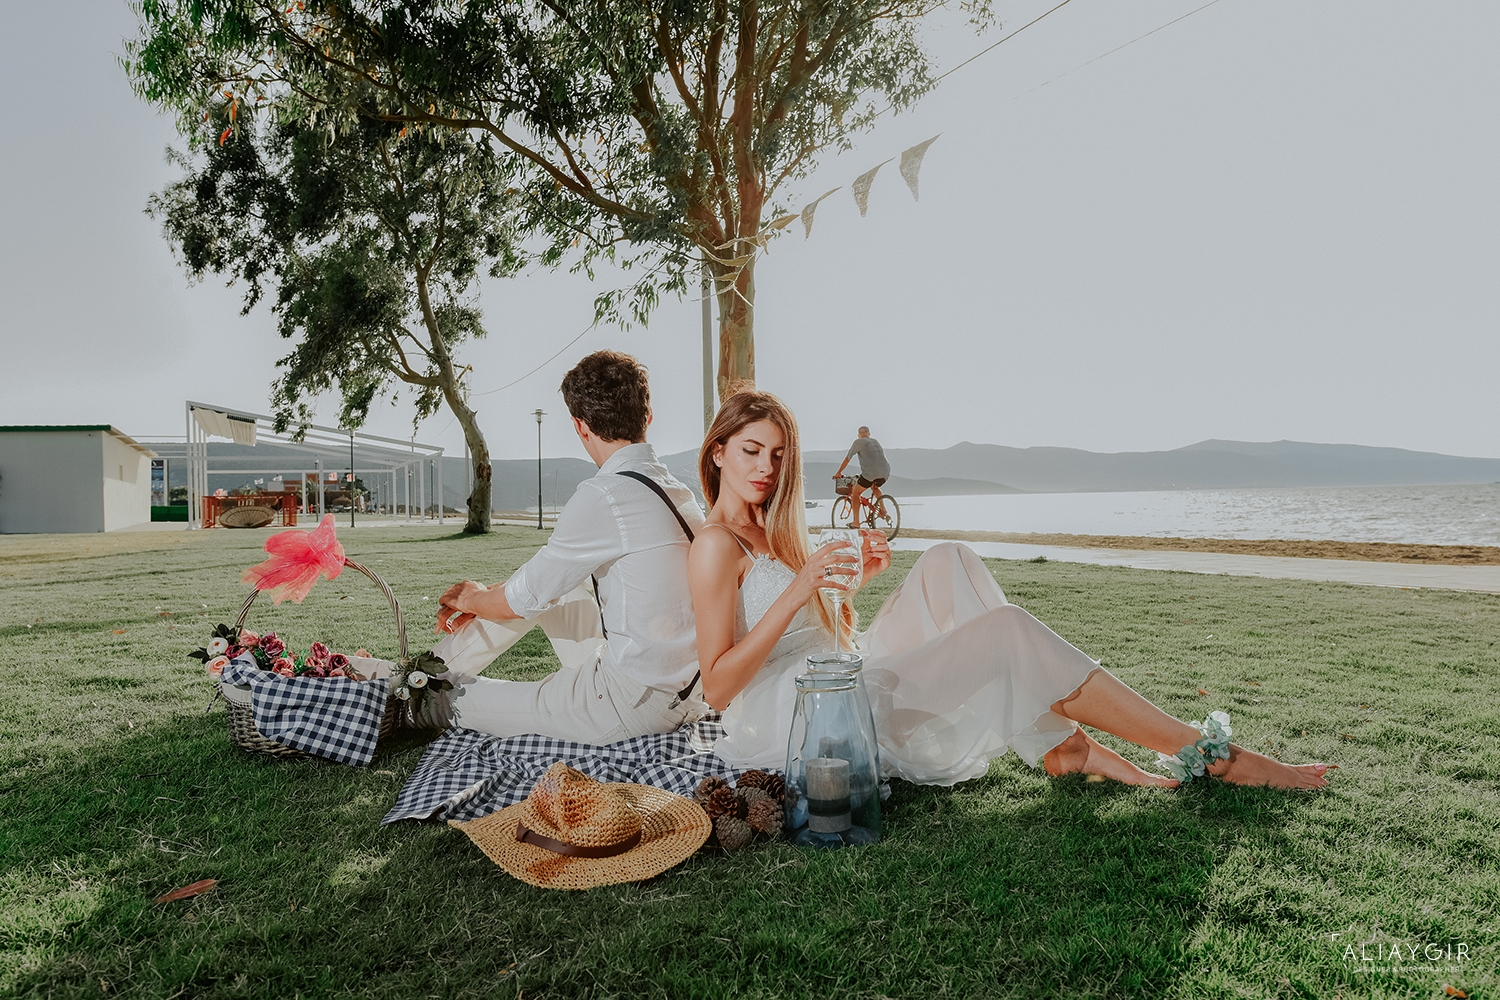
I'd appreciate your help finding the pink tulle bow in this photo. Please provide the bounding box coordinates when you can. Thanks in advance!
[241,515,346,604]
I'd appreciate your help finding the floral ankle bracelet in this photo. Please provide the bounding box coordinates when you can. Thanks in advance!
[1156,710,1232,783]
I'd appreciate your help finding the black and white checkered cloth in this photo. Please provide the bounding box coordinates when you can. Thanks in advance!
[382,712,744,825]
[222,656,390,767]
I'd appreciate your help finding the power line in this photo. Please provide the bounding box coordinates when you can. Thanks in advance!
[1026,0,1226,93]
[469,322,598,398]
[933,0,1080,84]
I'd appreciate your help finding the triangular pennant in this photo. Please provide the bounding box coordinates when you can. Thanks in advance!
[851,159,892,217]
[800,188,841,238]
[899,135,940,201]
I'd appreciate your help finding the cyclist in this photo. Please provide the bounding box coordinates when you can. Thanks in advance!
[833,426,890,529]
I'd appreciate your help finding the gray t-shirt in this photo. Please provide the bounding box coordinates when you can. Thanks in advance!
[845,436,890,480]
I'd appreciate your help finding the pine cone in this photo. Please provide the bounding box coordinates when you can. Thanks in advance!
[714,815,755,852]
[737,770,785,801]
[736,786,770,811]
[746,797,784,835]
[694,775,729,805]
[703,785,744,820]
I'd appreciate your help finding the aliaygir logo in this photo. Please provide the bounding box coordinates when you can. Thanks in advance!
[1329,929,1471,970]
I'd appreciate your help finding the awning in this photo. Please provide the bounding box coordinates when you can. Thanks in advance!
[191,407,258,446]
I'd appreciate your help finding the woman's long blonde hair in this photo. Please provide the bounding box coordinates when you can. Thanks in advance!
[698,388,853,640]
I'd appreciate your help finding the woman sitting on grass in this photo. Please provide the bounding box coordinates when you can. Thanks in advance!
[689,389,1333,790]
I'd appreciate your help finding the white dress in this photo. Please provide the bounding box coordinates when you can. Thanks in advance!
[713,541,1106,785]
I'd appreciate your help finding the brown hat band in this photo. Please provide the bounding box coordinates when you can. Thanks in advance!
[516,819,643,859]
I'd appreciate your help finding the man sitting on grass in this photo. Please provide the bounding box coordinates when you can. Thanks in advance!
[397,351,707,742]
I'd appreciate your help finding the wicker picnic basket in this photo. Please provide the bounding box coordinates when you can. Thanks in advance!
[217,557,411,758]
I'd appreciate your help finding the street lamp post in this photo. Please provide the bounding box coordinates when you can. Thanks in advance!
[348,428,356,529]
[533,409,545,530]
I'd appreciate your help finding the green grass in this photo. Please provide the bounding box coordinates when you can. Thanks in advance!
[2,526,1497,998]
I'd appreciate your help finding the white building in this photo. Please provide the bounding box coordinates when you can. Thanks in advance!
[0,426,157,533]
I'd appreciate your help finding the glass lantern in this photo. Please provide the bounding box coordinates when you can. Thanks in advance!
[784,672,881,848]
[804,651,880,780]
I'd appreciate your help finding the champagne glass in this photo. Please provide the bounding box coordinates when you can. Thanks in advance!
[820,528,863,653]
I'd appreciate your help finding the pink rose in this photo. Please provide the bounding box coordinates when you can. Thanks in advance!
[303,664,327,679]
[328,668,347,678]
[328,653,350,671]
[272,658,296,677]
[309,642,331,660]
[238,630,260,649]
[206,655,230,677]
[261,634,287,658]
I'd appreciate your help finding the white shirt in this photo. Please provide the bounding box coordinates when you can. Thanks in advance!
[503,443,706,691]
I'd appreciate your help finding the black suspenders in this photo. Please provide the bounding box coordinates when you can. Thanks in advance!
[590,470,701,703]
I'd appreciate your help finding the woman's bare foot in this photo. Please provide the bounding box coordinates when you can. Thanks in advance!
[1043,729,1179,788]
[1207,744,1333,789]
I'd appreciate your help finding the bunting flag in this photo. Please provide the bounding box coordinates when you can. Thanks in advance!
[799,188,842,238]
[899,135,940,201]
[851,159,893,216]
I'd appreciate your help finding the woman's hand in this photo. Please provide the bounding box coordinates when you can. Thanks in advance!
[860,529,892,582]
[789,539,861,604]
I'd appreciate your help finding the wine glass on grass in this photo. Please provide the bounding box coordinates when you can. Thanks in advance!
[820,528,863,653]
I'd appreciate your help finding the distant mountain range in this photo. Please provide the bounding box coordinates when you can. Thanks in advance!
[153,439,1500,511]
[797,439,1500,498]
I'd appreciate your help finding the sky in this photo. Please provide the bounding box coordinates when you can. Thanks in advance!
[1,1,1496,465]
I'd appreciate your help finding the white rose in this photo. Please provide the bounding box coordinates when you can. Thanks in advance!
[207,637,230,656]
[406,670,429,689]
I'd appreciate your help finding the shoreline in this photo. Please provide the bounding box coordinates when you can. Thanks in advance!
[887,529,1500,566]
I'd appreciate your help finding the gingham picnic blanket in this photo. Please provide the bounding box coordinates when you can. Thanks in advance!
[222,656,391,767]
[382,713,740,825]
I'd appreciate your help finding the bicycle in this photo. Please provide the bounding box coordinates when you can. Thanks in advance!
[831,476,901,540]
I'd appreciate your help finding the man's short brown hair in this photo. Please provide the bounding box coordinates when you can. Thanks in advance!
[559,351,651,443]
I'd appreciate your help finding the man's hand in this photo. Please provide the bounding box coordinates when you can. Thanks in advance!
[435,580,486,635]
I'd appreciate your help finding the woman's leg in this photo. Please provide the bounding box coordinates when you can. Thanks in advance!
[1045,670,1331,789]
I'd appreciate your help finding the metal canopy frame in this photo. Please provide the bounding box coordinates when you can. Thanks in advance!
[161,401,446,529]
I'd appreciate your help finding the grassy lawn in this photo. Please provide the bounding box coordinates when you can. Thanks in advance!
[2,525,1497,999]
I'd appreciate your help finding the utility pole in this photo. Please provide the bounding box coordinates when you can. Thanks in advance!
[702,256,714,431]
[348,428,356,529]
[533,409,546,530]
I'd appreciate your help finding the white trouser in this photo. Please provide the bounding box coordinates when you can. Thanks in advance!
[353,587,704,743]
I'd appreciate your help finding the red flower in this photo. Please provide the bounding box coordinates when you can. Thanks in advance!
[241,516,345,605]
[272,658,296,677]
[261,634,286,657]
[303,664,327,679]
[328,653,350,671]
[309,641,331,661]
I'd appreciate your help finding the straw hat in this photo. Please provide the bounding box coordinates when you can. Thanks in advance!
[451,763,711,890]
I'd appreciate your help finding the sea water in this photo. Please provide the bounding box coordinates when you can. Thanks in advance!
[817,483,1500,546]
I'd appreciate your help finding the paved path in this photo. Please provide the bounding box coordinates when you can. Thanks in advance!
[892,537,1500,595]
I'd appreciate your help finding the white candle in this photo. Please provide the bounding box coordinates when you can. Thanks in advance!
[806,757,852,833]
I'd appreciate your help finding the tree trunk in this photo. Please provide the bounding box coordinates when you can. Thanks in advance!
[715,254,756,402]
[414,266,491,534]
[448,394,493,535]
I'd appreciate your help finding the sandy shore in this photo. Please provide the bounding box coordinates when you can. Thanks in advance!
[887,529,1500,566]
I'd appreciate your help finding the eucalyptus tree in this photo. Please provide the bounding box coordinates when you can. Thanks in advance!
[146,103,571,533]
[128,0,987,401]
